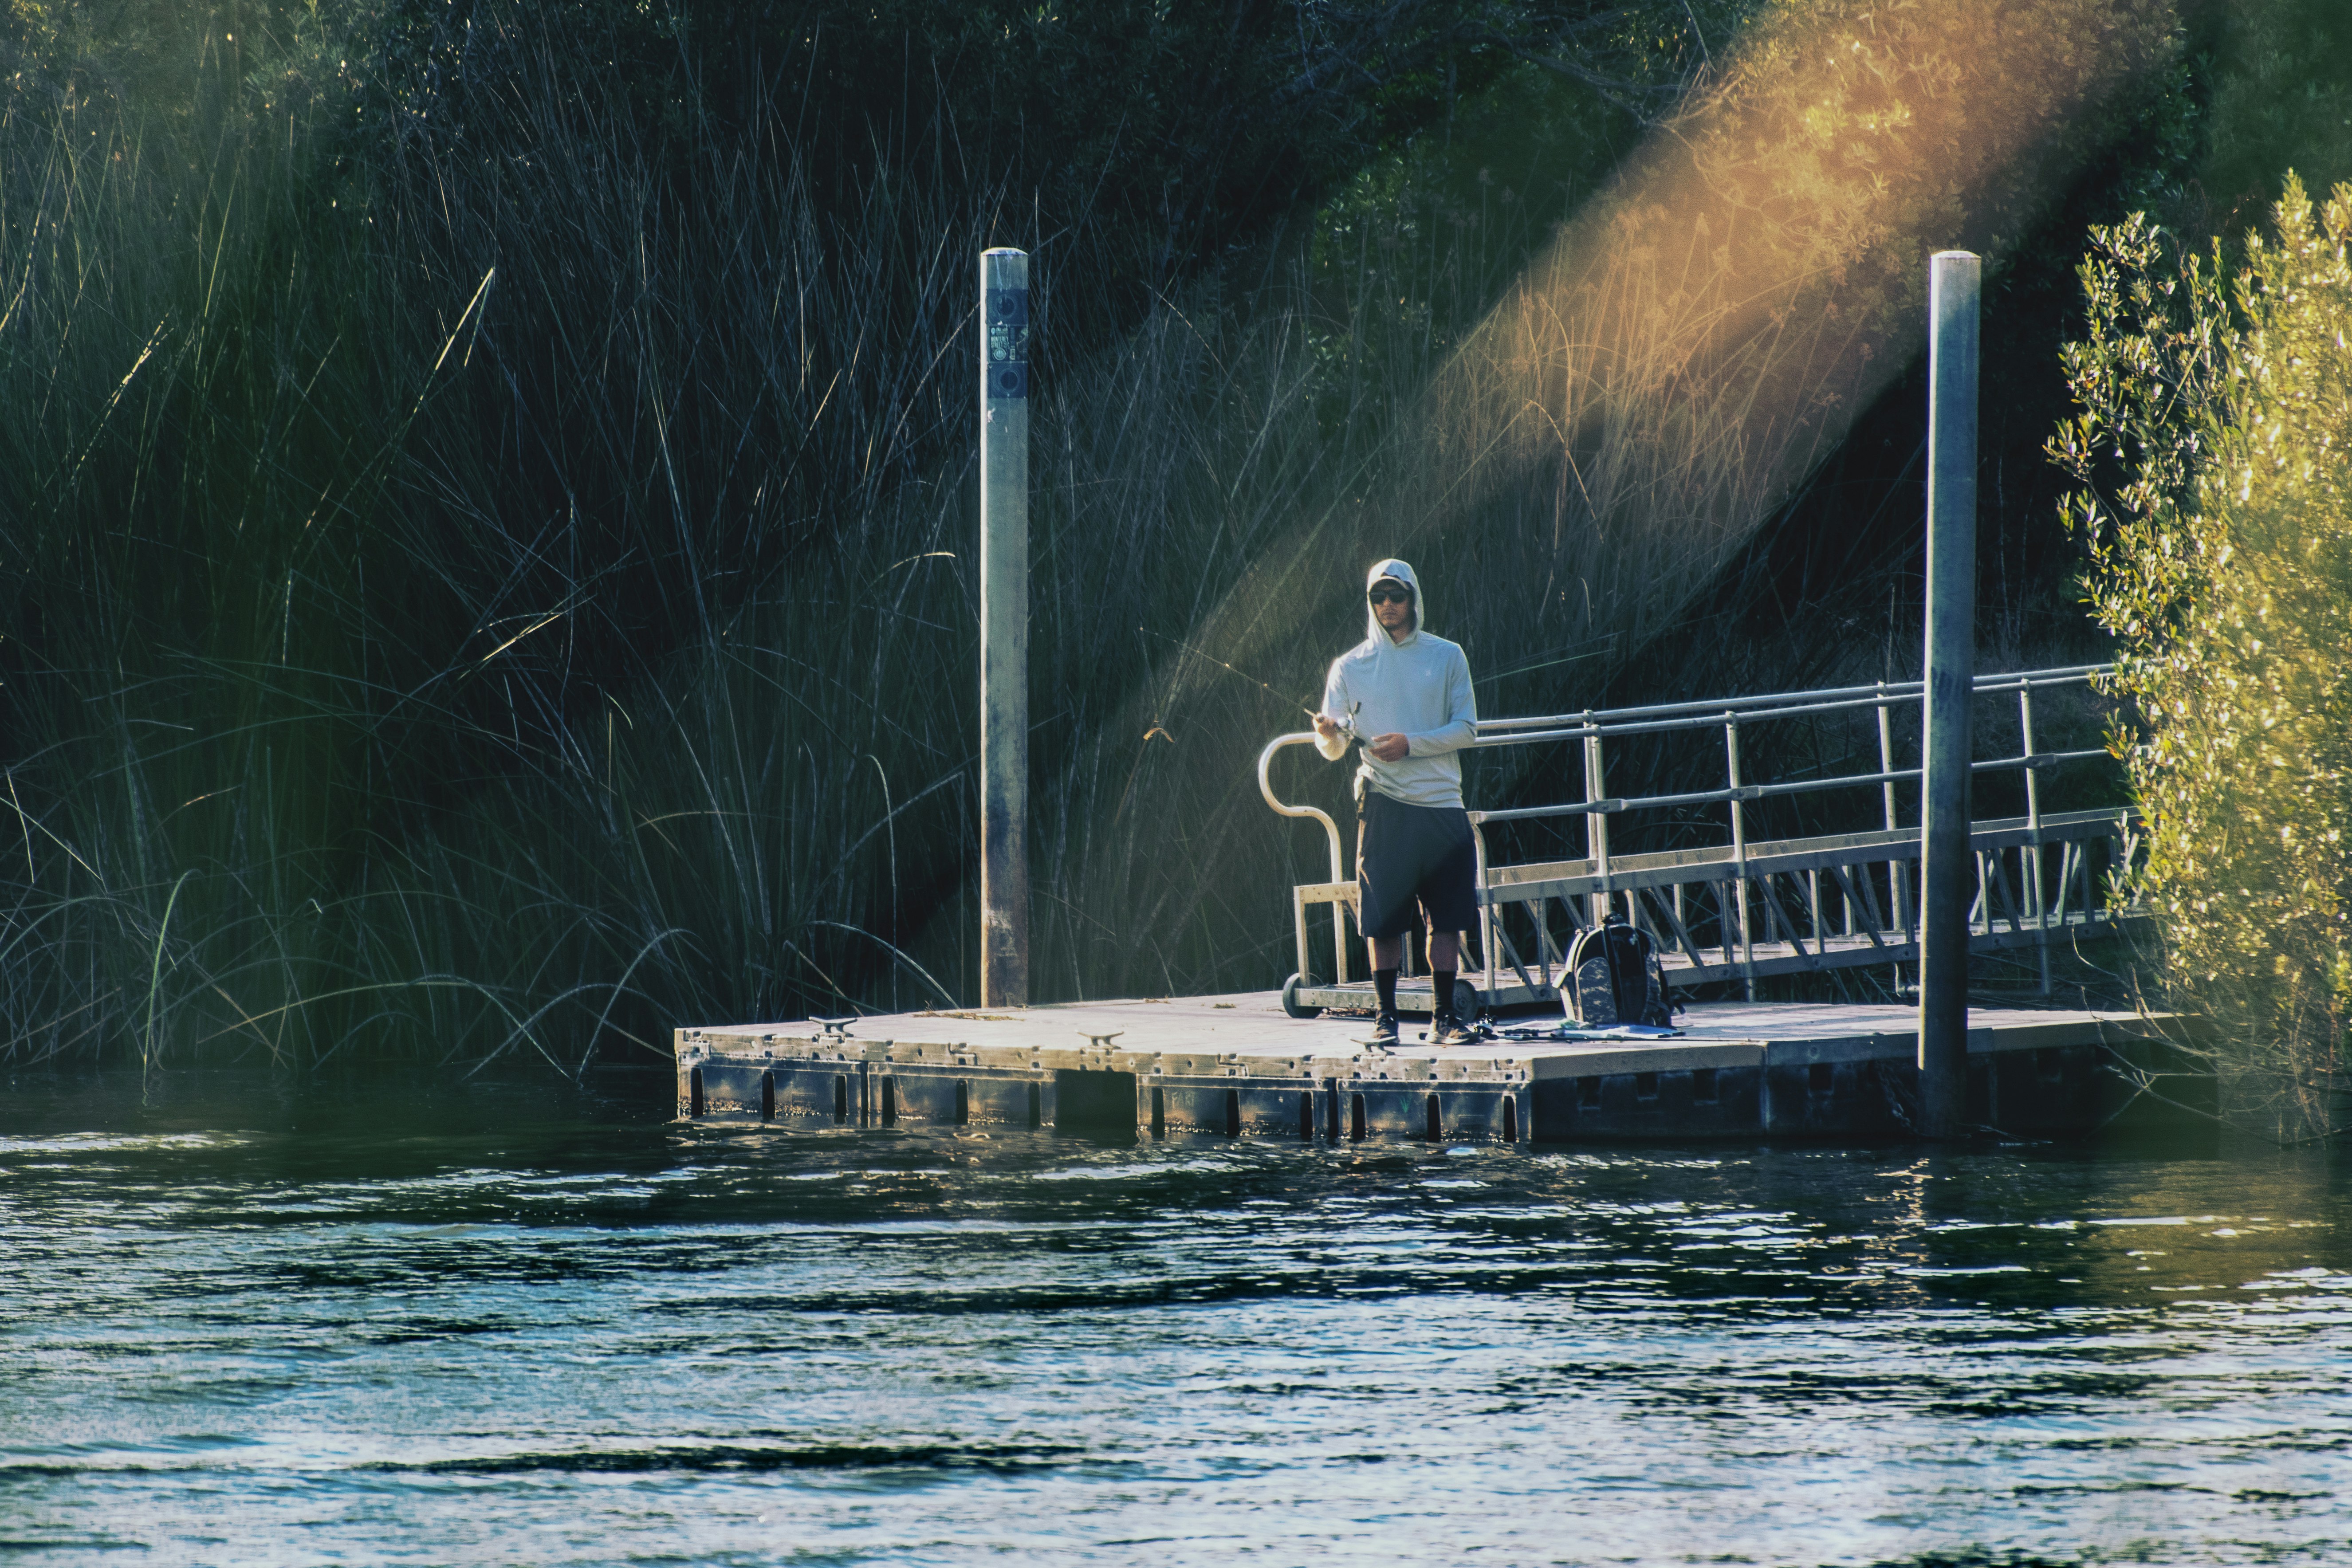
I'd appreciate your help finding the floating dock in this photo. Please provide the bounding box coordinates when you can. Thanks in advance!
[679,664,2183,1144]
[674,992,2205,1143]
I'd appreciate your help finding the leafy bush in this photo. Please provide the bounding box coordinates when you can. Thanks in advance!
[2051,174,2352,1138]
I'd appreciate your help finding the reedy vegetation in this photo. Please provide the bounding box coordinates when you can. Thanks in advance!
[0,0,1733,1067]
[0,0,2221,1072]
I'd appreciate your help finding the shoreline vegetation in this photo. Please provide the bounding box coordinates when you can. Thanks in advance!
[1,0,2346,1122]
[2055,177,2352,1142]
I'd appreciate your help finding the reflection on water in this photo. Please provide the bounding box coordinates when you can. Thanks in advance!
[2,1069,2347,1566]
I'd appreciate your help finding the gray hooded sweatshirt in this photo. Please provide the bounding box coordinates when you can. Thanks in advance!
[1316,558,1478,807]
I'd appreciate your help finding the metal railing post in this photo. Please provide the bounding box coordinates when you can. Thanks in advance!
[1919,250,1980,1138]
[1584,715,1610,926]
[979,247,1030,1008]
[1475,822,1495,1001]
[1877,683,1912,985]
[1294,886,1314,990]
[1727,714,1754,999]
[2021,677,2050,995]
[1257,734,1350,986]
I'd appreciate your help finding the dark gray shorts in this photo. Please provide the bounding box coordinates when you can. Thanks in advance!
[1355,791,1479,940]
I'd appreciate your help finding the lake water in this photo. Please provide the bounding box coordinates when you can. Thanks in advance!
[2,1070,2348,1566]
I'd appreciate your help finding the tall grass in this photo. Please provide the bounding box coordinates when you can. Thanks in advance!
[0,0,1481,1066]
[0,0,2175,1072]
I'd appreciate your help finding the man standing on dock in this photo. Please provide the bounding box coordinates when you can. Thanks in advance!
[1313,558,1480,1046]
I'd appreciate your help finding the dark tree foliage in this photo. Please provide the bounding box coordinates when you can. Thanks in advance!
[346,0,1715,346]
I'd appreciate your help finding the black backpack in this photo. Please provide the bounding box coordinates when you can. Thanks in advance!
[1565,912,1677,1027]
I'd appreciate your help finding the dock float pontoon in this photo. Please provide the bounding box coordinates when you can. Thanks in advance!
[675,994,2203,1142]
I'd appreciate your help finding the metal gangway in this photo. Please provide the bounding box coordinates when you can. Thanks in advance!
[1258,664,2145,1018]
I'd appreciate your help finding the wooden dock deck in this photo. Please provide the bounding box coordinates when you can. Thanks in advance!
[675,992,2204,1143]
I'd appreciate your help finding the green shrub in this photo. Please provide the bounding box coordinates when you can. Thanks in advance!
[2051,173,2352,1138]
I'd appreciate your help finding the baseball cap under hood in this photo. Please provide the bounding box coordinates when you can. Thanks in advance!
[1363,558,1426,644]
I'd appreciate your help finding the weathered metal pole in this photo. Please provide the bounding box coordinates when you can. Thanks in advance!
[1583,717,1610,927]
[1918,250,1979,1137]
[979,248,1030,1008]
[1727,715,1754,1001]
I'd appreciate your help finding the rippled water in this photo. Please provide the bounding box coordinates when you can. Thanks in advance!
[2,1069,2348,1566]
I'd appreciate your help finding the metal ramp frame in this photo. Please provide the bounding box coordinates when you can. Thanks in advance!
[1260,665,2145,1018]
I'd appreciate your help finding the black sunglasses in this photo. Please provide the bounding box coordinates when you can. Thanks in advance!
[1366,586,1410,605]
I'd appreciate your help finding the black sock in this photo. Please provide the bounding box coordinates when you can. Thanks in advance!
[1374,968,1399,1016]
[1433,970,1456,1018]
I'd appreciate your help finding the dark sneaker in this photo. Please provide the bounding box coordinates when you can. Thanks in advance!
[1431,1013,1478,1047]
[1369,1013,1400,1045]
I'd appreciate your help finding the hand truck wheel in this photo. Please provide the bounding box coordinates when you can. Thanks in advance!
[1281,972,1324,1019]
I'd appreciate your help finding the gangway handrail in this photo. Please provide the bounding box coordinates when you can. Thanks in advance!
[1257,732,1345,878]
[1258,732,1354,988]
[1262,661,2131,1012]
[1467,748,2111,825]
[1473,664,2113,748]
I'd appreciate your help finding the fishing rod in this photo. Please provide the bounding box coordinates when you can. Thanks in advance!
[1140,627,1357,741]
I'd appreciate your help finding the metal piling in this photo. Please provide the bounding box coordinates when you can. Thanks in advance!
[1919,251,1979,1136]
[980,248,1031,1007]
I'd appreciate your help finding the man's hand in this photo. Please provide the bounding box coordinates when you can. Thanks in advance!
[1313,713,1341,742]
[1366,732,1409,762]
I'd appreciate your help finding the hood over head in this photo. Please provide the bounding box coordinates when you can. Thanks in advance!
[1363,557,1426,644]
